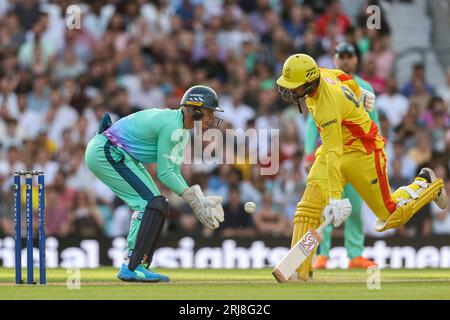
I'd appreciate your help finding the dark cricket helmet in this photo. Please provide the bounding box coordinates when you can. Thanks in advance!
[180,85,223,115]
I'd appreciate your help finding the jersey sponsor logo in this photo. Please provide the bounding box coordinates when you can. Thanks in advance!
[321,119,337,128]
[371,178,378,185]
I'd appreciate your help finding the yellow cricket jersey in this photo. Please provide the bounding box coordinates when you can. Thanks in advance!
[306,68,385,199]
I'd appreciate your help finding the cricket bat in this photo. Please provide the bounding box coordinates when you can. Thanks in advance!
[272,211,333,283]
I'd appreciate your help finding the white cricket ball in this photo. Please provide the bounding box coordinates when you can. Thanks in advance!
[244,202,256,214]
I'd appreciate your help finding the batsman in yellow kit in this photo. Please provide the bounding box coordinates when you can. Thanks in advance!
[277,54,448,281]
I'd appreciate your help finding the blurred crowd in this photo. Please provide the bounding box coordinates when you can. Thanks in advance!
[0,0,449,240]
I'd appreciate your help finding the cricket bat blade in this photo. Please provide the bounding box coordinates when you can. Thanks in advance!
[272,209,333,283]
[272,228,322,283]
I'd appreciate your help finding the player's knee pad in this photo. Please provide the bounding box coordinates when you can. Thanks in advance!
[375,179,443,232]
[146,195,169,216]
[291,182,324,281]
[292,182,324,241]
[128,196,168,270]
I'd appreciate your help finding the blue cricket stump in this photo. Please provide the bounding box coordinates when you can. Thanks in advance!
[25,173,34,284]
[14,170,46,285]
[14,173,22,284]
[38,172,46,284]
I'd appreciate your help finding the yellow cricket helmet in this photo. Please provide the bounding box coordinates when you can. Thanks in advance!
[277,54,320,89]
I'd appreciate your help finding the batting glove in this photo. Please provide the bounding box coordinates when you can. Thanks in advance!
[327,198,352,228]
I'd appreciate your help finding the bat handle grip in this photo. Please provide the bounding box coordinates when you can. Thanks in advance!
[316,210,334,235]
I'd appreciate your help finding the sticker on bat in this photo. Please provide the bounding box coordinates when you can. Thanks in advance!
[298,231,319,254]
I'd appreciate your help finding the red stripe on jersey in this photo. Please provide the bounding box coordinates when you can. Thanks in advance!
[337,73,353,82]
[374,148,397,214]
[342,120,378,154]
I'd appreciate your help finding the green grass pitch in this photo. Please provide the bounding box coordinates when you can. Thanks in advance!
[1,267,450,300]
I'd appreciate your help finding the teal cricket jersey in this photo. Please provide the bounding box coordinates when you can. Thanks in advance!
[103,108,189,194]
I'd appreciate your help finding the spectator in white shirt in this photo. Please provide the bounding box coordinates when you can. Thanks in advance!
[141,0,172,37]
[221,88,255,130]
[0,76,19,119]
[376,77,409,128]
[17,93,43,139]
[0,146,26,189]
[128,71,165,109]
[71,115,96,146]
[0,118,25,153]
[83,1,115,41]
[33,148,59,184]
[46,89,79,147]
[66,143,95,191]
[39,5,65,53]
[54,48,87,80]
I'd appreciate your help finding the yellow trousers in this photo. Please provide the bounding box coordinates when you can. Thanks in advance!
[309,147,427,222]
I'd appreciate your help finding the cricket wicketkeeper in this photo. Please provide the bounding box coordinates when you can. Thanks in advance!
[85,85,225,282]
[276,54,448,281]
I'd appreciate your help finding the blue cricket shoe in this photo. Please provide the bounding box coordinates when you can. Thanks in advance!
[117,264,169,283]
